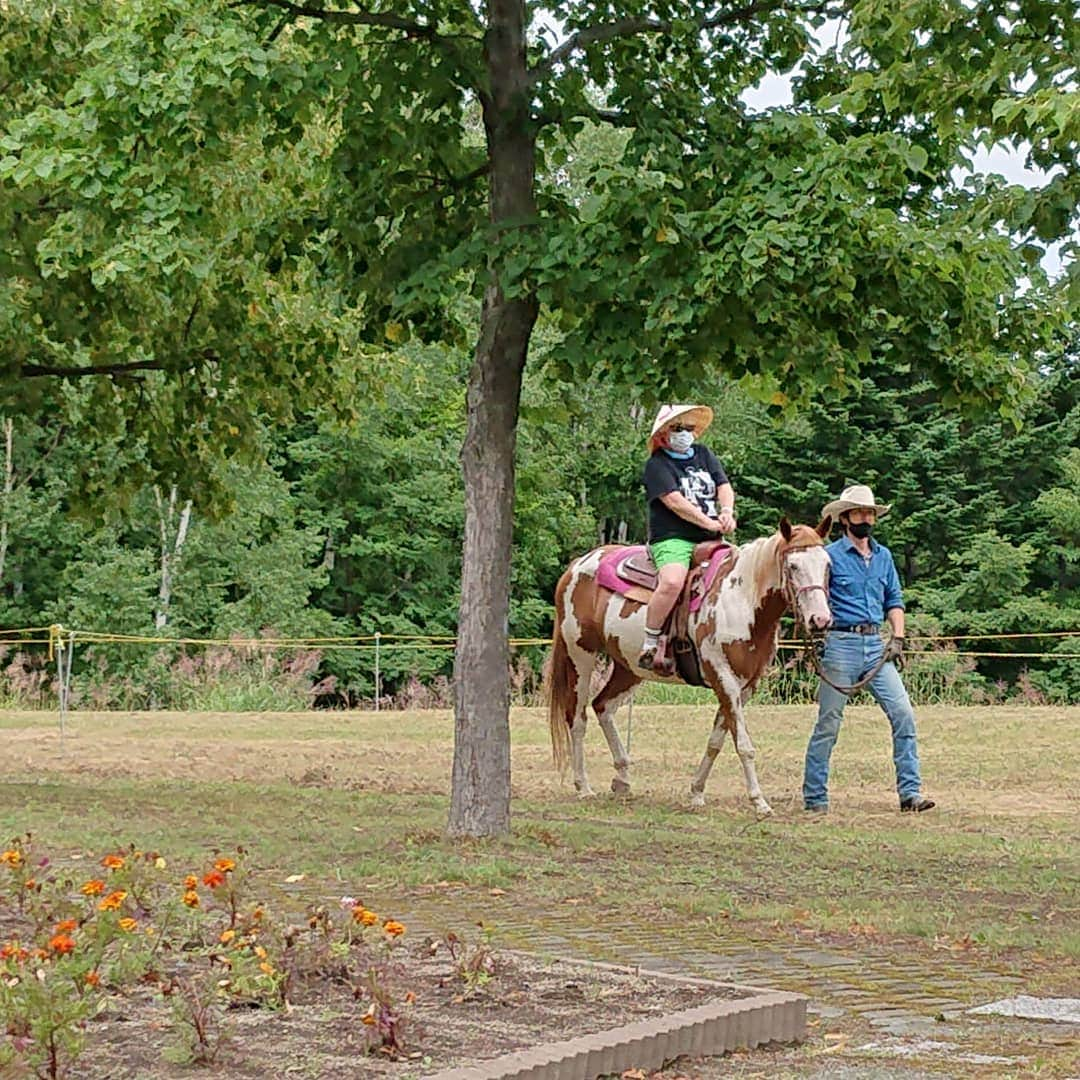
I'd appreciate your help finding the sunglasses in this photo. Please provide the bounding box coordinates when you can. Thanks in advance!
[668,423,695,433]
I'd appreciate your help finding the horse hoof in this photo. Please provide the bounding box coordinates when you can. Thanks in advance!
[611,777,631,795]
[688,793,706,811]
[576,786,597,799]
[754,801,773,819]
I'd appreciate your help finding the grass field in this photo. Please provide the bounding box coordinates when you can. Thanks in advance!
[2,703,1078,1075]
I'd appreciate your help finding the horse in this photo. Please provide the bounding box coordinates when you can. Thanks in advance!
[545,517,833,816]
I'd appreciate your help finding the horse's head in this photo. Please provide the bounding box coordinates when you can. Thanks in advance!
[778,516,833,633]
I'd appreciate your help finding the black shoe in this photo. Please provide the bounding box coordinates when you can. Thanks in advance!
[637,646,657,672]
[804,803,828,815]
[900,796,936,813]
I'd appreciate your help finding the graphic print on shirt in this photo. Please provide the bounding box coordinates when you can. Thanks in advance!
[680,467,717,517]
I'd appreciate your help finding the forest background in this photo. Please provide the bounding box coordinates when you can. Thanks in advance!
[1,1,1077,711]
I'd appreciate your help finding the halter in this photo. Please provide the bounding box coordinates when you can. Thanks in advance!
[781,546,889,696]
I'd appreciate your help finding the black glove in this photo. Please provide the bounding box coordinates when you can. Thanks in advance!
[884,635,905,670]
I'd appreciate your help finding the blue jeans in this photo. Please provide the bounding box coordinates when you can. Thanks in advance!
[803,632,922,808]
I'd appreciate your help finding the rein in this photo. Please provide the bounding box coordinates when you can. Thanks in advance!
[781,552,891,696]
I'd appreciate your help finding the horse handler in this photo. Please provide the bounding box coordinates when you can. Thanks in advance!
[803,484,936,814]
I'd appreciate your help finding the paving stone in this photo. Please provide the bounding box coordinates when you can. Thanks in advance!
[969,996,1080,1023]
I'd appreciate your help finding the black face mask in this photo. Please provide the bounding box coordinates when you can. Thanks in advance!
[848,522,873,539]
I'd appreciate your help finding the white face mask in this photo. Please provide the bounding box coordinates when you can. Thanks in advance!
[667,430,695,453]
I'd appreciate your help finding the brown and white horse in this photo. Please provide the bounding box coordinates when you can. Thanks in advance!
[546,518,833,815]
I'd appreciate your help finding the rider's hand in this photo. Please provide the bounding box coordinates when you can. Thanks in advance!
[885,635,905,671]
[717,511,737,534]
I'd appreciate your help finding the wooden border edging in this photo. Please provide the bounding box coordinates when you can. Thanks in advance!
[423,956,806,1080]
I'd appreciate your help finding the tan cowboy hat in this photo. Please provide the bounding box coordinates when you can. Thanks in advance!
[822,483,891,521]
[648,404,714,450]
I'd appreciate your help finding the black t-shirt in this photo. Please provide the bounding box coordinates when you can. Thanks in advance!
[643,446,729,543]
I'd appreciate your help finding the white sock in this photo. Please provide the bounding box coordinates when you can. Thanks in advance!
[644,626,661,646]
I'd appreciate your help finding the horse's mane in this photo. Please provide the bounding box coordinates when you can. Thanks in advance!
[706,524,824,644]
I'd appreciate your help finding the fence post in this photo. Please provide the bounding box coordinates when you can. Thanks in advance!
[374,632,381,712]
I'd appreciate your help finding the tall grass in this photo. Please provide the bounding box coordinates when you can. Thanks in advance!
[0,636,1051,711]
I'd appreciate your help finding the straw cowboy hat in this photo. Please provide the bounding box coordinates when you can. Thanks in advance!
[648,404,714,450]
[822,483,891,521]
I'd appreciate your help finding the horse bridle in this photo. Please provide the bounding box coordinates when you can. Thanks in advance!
[781,550,890,696]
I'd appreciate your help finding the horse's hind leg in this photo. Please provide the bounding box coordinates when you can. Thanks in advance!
[592,662,641,794]
[568,649,599,797]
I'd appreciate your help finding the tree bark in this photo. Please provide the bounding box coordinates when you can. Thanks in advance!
[447,0,538,838]
[0,417,13,587]
[155,485,193,630]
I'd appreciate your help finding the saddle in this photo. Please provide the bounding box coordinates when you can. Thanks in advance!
[595,541,736,685]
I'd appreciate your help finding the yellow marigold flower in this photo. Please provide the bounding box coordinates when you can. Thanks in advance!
[219,929,236,945]
[53,919,78,934]
[49,934,76,955]
[154,856,167,870]
[214,857,236,873]
[259,962,274,976]
[254,945,268,960]
[98,890,127,912]
[183,874,198,890]
[1,850,23,867]
[81,879,105,896]
[101,854,125,871]
[182,890,200,908]
[118,918,138,933]
[383,920,406,937]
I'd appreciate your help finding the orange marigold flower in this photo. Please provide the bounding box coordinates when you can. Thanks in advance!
[49,934,76,955]
[101,854,125,871]
[383,920,406,937]
[214,857,236,873]
[252,907,264,921]
[353,907,379,926]
[361,1012,376,1026]
[183,874,198,890]
[182,890,200,908]
[85,971,101,987]
[24,879,35,889]
[254,945,268,960]
[1,942,29,962]
[118,918,138,933]
[1,849,23,867]
[404,990,416,1004]
[81,879,105,896]
[202,870,225,889]
[258,961,274,976]
[97,890,127,912]
[219,929,236,945]
[53,919,78,934]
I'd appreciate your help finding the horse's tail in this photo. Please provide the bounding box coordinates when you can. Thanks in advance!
[545,571,576,776]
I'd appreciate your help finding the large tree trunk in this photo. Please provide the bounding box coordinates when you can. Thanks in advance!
[446,0,538,838]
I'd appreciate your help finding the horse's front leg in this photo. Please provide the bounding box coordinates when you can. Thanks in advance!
[689,704,728,809]
[732,703,772,818]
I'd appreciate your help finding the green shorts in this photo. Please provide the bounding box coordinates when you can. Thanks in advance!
[649,537,696,569]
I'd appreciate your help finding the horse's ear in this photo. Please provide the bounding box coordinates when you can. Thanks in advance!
[778,516,793,542]
[816,514,832,537]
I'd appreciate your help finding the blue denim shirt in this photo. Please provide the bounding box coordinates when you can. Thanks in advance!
[826,536,905,627]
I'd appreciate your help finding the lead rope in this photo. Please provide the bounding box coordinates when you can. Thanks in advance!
[785,578,892,696]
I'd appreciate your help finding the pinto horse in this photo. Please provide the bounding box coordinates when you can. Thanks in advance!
[546,518,833,815]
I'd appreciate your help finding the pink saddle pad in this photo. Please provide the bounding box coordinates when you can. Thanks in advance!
[595,544,732,613]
